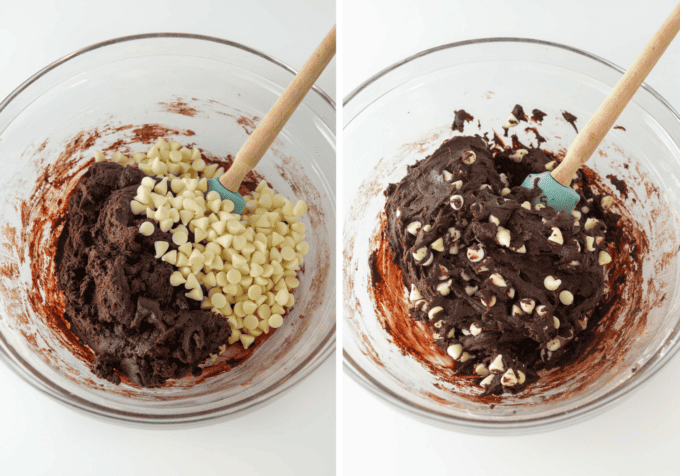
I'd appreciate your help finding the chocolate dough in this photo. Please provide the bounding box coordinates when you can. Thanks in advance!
[55,162,230,387]
[384,133,620,395]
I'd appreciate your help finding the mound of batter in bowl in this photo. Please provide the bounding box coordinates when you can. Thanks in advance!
[383,122,621,395]
[55,162,231,387]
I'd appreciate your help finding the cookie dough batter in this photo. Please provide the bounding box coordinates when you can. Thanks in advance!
[384,133,619,395]
[55,162,230,387]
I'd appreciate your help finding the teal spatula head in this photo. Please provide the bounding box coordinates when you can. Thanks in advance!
[206,177,247,214]
[521,172,580,213]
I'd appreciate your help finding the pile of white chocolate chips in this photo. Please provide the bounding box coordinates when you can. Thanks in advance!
[95,138,309,351]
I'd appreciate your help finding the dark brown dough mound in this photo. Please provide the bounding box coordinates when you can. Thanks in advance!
[55,161,230,387]
[384,135,620,395]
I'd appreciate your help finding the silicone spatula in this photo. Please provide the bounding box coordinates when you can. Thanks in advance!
[207,25,336,213]
[521,3,680,212]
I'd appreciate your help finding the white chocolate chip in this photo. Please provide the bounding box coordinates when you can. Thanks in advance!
[480,375,495,388]
[460,352,471,362]
[521,201,532,210]
[489,355,504,373]
[599,251,612,265]
[169,271,186,286]
[475,364,490,376]
[154,241,169,258]
[481,295,496,307]
[407,221,422,235]
[465,285,478,296]
[519,298,535,314]
[547,338,561,351]
[449,243,459,255]
[422,253,434,266]
[185,287,203,301]
[571,210,582,220]
[141,177,156,189]
[496,227,511,247]
[553,317,560,329]
[450,195,464,210]
[581,206,590,214]
[452,180,463,190]
[447,344,463,360]
[436,280,452,296]
[586,236,596,251]
[548,227,563,245]
[535,204,545,211]
[504,113,519,128]
[428,306,444,320]
[584,218,598,231]
[462,150,476,164]
[536,305,549,317]
[544,275,562,291]
[470,323,482,336]
[517,370,526,384]
[559,290,574,305]
[501,369,518,386]
[509,149,528,162]
[409,284,422,302]
[139,221,155,236]
[448,228,461,241]
[578,317,588,329]
[489,215,500,226]
[513,245,527,254]
[501,188,511,196]
[467,245,484,263]
[130,200,147,215]
[545,161,556,171]
[489,273,507,287]
[413,247,428,262]
[601,196,614,209]
[512,304,522,316]
[506,288,516,299]
[431,238,445,252]
[443,170,453,181]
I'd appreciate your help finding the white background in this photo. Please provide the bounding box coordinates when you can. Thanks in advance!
[341,1,680,475]
[0,1,335,476]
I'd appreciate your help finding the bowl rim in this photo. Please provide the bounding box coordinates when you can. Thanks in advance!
[342,37,680,433]
[0,32,336,426]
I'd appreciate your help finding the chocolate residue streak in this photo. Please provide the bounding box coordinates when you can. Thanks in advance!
[370,222,456,377]
[531,109,547,123]
[237,116,260,135]
[607,174,629,198]
[562,111,579,133]
[524,127,547,146]
[452,110,474,133]
[159,98,200,117]
[614,125,626,131]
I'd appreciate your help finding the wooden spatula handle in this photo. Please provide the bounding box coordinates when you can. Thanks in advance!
[219,25,336,192]
[551,3,680,186]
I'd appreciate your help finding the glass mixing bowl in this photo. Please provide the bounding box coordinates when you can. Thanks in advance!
[0,33,335,425]
[343,38,680,434]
